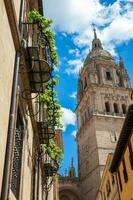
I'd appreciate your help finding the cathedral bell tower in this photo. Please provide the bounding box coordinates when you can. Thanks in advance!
[76,29,132,200]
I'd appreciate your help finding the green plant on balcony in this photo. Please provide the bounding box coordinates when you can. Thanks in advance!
[42,138,63,166]
[28,9,58,67]
[40,76,63,129]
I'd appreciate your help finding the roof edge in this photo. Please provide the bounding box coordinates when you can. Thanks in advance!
[110,104,133,173]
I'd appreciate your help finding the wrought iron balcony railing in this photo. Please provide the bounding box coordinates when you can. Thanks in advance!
[34,100,55,144]
[21,22,52,93]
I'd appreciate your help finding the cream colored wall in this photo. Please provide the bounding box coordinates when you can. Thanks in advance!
[0,0,15,194]
[12,0,21,24]
[117,134,133,200]
[96,155,119,200]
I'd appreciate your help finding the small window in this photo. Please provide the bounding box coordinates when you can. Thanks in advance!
[110,132,117,143]
[85,111,88,121]
[111,174,115,185]
[114,103,119,113]
[106,71,112,81]
[84,77,87,89]
[128,141,133,170]
[88,107,90,117]
[105,102,110,112]
[118,169,123,191]
[122,104,126,114]
[106,180,111,197]
[122,158,128,183]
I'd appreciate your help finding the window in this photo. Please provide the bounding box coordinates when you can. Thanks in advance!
[128,141,133,170]
[118,169,123,191]
[114,103,119,113]
[106,180,111,197]
[105,71,112,81]
[84,77,87,89]
[110,132,117,143]
[122,158,128,183]
[111,174,115,185]
[122,104,126,114]
[11,111,24,198]
[88,107,90,116]
[85,111,88,122]
[105,102,110,112]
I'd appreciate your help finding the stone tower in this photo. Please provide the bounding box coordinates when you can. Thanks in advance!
[76,28,132,200]
[59,159,82,200]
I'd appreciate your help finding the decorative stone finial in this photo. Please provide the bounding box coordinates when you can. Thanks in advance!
[71,157,74,168]
[93,27,97,39]
[119,54,125,68]
[92,24,97,39]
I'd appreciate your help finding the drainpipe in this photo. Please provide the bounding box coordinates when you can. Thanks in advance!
[0,50,20,200]
[37,153,40,200]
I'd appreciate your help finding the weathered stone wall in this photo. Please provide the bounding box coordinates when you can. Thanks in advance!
[0,0,15,194]
[76,64,132,200]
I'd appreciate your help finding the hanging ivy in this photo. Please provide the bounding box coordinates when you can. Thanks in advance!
[41,138,63,166]
[28,9,58,67]
[28,10,62,130]
[40,76,63,129]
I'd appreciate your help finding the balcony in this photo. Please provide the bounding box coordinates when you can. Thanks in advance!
[34,100,55,144]
[22,22,52,93]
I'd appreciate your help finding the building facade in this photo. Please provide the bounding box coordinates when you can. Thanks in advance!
[0,0,61,200]
[96,154,119,200]
[76,29,132,200]
[110,104,133,200]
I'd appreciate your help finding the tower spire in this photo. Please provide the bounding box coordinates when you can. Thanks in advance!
[92,26,103,50]
[68,157,76,177]
[92,24,97,39]
[93,27,97,39]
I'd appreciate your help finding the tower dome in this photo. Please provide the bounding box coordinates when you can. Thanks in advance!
[84,28,113,65]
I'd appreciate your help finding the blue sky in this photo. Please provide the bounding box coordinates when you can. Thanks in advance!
[44,0,133,175]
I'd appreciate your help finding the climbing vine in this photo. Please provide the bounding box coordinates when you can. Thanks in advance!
[42,139,63,163]
[40,77,62,129]
[28,9,58,67]
[28,9,63,177]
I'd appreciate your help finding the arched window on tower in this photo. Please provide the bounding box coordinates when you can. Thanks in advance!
[114,103,119,113]
[105,69,112,81]
[88,107,90,117]
[105,102,110,113]
[84,77,87,89]
[122,104,126,114]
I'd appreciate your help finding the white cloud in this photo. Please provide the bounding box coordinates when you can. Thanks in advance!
[44,0,133,57]
[70,91,77,99]
[66,59,83,75]
[71,130,77,137]
[68,49,80,57]
[61,107,76,131]
[62,32,67,37]
[44,0,104,33]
